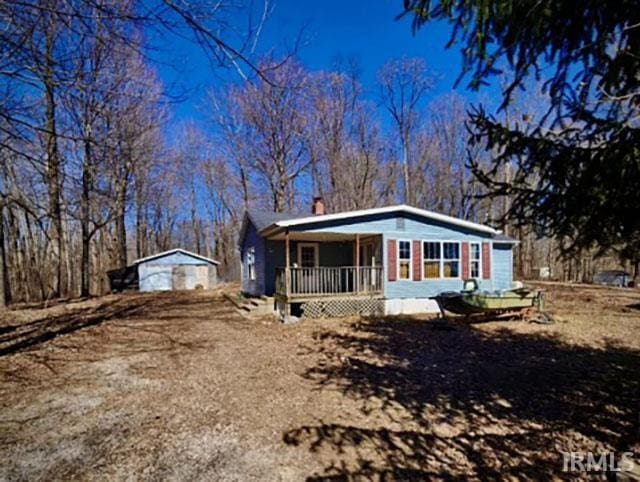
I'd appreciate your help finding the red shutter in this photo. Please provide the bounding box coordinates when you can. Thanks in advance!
[412,240,421,281]
[482,242,491,279]
[387,239,397,281]
[461,242,470,279]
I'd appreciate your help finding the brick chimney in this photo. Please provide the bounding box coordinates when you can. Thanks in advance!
[311,196,325,215]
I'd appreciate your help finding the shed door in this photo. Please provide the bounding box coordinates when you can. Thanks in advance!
[141,265,172,291]
[172,266,187,290]
[172,265,209,290]
[193,265,209,289]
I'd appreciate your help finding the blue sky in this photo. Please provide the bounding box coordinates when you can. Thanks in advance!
[154,0,494,126]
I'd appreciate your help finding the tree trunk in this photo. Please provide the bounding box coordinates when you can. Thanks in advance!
[135,206,145,260]
[238,164,250,211]
[135,178,146,260]
[401,138,411,205]
[116,202,127,268]
[114,187,127,269]
[44,9,64,298]
[274,177,287,213]
[0,205,6,309]
[517,227,525,279]
[80,135,93,297]
[191,186,201,253]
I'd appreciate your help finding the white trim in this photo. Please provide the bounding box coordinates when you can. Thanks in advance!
[297,242,319,267]
[489,241,495,290]
[397,239,412,281]
[441,241,462,280]
[420,240,462,280]
[272,204,499,235]
[493,237,519,244]
[247,246,256,281]
[422,240,442,280]
[469,241,482,279]
[133,248,220,265]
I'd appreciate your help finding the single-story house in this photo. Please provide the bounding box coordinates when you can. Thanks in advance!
[239,198,517,318]
[108,248,219,292]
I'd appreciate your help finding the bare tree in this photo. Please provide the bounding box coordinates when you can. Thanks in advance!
[0,0,272,302]
[410,93,484,219]
[215,58,313,212]
[0,202,6,309]
[378,58,433,205]
[308,69,393,211]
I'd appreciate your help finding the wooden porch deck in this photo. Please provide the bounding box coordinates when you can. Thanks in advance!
[275,266,383,301]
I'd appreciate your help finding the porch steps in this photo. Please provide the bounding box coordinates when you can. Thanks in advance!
[223,293,274,319]
[242,297,274,317]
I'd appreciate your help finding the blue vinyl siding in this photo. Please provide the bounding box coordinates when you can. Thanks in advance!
[492,243,513,290]
[241,221,266,296]
[382,233,496,299]
[289,212,488,241]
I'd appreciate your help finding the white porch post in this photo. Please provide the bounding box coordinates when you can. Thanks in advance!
[355,233,360,294]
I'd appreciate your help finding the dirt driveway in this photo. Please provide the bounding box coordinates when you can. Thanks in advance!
[0,284,639,480]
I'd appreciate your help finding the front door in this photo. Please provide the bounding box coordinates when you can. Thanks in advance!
[296,243,319,294]
[359,240,380,292]
[297,243,319,268]
[359,243,375,267]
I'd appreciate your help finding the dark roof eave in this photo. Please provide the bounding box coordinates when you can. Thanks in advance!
[259,224,284,237]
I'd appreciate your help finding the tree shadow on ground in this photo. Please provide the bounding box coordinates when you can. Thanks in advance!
[284,318,640,480]
[0,298,156,356]
[0,293,228,357]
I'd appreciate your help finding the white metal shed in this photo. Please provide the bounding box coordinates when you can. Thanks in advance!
[135,249,219,292]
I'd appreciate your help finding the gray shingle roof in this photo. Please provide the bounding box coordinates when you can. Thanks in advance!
[492,233,518,243]
[247,210,306,232]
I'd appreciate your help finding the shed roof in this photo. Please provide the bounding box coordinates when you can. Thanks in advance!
[133,248,220,265]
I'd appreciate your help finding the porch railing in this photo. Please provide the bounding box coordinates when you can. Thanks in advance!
[275,266,383,298]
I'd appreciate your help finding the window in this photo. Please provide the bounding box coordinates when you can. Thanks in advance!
[422,242,441,279]
[443,242,460,278]
[247,247,256,280]
[470,242,481,278]
[398,240,411,280]
[421,241,461,279]
[297,243,318,268]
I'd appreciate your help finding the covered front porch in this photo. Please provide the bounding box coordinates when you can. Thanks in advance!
[269,231,384,301]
